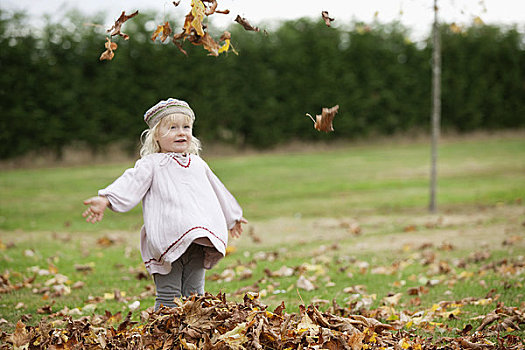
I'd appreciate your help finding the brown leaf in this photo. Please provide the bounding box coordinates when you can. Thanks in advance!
[107,10,139,40]
[173,1,181,6]
[235,15,260,32]
[322,11,335,27]
[404,225,417,232]
[171,1,234,56]
[202,0,218,16]
[476,312,500,331]
[151,21,172,42]
[99,38,117,61]
[459,338,492,349]
[96,235,115,247]
[74,264,93,272]
[37,303,54,314]
[8,321,32,348]
[306,105,340,132]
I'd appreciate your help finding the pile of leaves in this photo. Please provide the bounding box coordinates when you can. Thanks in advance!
[3,292,524,349]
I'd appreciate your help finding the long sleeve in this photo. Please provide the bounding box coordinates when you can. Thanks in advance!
[98,157,154,212]
[204,163,243,229]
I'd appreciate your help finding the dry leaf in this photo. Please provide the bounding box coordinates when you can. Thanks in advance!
[171,0,235,56]
[2,292,523,349]
[297,275,317,291]
[218,31,238,55]
[473,16,484,25]
[107,10,139,40]
[235,15,260,32]
[8,321,32,348]
[151,21,172,42]
[450,23,462,33]
[306,105,340,132]
[321,11,335,27]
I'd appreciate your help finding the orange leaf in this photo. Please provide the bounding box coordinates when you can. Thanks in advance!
[99,37,118,61]
[199,32,220,56]
[306,105,340,132]
[151,21,172,42]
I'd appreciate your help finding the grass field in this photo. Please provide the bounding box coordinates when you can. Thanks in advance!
[0,133,524,341]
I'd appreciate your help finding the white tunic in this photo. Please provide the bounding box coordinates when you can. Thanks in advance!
[98,153,243,275]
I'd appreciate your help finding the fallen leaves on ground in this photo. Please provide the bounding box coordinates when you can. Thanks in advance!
[2,292,524,349]
[306,105,340,132]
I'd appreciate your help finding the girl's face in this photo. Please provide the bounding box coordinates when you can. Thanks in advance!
[156,113,193,153]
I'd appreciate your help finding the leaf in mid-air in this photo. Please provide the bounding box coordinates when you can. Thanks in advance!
[306,105,340,132]
[107,10,139,40]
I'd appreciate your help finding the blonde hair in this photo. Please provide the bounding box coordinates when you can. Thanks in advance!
[140,114,201,157]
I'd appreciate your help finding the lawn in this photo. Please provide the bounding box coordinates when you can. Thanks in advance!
[0,133,524,347]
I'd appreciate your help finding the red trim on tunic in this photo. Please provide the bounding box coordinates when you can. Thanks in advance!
[170,154,191,168]
[145,226,226,267]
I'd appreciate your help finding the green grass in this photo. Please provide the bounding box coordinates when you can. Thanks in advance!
[0,133,524,339]
[1,135,523,232]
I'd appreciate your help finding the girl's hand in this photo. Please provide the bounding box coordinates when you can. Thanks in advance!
[82,196,110,223]
[229,217,248,239]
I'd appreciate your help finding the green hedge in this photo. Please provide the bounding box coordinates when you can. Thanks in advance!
[1,10,523,158]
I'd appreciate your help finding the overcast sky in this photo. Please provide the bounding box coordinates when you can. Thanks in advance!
[2,0,524,40]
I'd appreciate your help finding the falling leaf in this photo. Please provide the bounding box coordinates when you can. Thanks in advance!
[473,16,484,25]
[202,0,229,16]
[107,10,139,40]
[234,15,260,32]
[173,1,181,6]
[151,21,172,42]
[306,105,340,132]
[172,0,236,56]
[450,23,462,33]
[218,31,238,55]
[321,11,335,27]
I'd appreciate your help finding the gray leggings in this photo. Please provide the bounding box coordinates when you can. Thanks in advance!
[153,243,205,311]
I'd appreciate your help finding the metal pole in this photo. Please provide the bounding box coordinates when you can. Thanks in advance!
[429,0,441,213]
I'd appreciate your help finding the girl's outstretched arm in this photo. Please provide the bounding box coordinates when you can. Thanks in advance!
[229,217,248,239]
[82,196,110,223]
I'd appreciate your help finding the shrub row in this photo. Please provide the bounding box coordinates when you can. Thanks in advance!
[1,10,523,158]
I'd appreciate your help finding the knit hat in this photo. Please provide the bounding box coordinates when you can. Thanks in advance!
[143,98,195,128]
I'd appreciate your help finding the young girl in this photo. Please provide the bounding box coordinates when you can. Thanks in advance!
[82,98,247,310]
